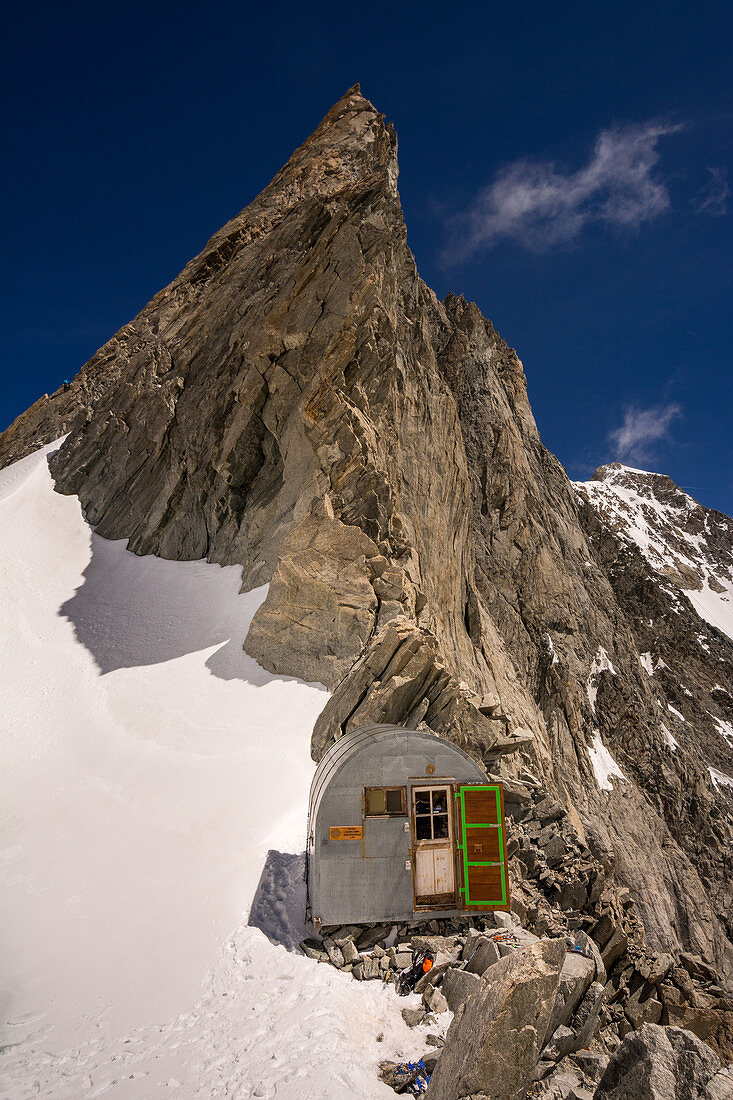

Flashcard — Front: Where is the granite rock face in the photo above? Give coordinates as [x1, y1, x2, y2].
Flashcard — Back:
[426, 938, 566, 1100]
[1, 87, 732, 990]
[593, 1023, 724, 1100]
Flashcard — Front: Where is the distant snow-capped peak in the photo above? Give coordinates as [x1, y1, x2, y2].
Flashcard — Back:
[575, 462, 733, 642]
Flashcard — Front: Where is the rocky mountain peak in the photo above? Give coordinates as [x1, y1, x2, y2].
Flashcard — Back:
[243, 81, 399, 214]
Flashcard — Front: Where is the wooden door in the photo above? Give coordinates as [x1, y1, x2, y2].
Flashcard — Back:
[455, 784, 510, 910]
[412, 786, 456, 907]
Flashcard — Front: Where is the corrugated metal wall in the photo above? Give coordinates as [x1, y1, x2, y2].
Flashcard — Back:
[308, 726, 487, 925]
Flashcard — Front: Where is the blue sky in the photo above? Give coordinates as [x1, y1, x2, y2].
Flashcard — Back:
[3, 1, 732, 513]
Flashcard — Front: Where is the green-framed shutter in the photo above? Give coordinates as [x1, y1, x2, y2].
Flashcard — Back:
[455, 784, 510, 910]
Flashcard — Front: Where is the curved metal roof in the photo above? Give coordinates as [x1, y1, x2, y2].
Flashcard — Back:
[307, 724, 486, 837]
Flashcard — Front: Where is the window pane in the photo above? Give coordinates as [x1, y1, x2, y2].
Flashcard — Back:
[415, 815, 432, 840]
[415, 793, 431, 815]
[367, 788, 386, 814]
[432, 790, 448, 814]
[386, 788, 403, 813]
[433, 813, 449, 839]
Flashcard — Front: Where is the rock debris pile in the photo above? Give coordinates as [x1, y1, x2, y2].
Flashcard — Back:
[303, 908, 732, 1099]
[504, 789, 733, 1063]
[300, 776, 732, 1097]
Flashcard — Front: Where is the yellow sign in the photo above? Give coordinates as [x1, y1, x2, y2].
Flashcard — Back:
[329, 825, 363, 841]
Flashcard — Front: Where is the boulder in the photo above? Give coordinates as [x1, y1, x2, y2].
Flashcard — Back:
[322, 937, 345, 968]
[544, 1024, 576, 1062]
[463, 935, 501, 976]
[594, 1024, 722, 1099]
[533, 797, 566, 824]
[542, 833, 567, 868]
[425, 938, 566, 1100]
[625, 987, 663, 1029]
[341, 939, 360, 965]
[356, 925, 391, 951]
[411, 934, 463, 958]
[601, 928, 629, 973]
[708, 1067, 733, 1100]
[422, 984, 448, 1014]
[461, 927, 484, 960]
[361, 956, 380, 979]
[496, 777, 534, 804]
[533, 1066, 595, 1099]
[573, 930, 606, 985]
[641, 952, 674, 986]
[659, 982, 733, 1058]
[591, 913, 617, 949]
[545, 950, 595, 1040]
[560, 879, 589, 911]
[299, 938, 328, 961]
[680, 952, 721, 986]
[330, 925, 362, 947]
[570, 980, 605, 1049]
[441, 967, 485, 1013]
[401, 1006, 427, 1027]
[569, 1049, 609, 1084]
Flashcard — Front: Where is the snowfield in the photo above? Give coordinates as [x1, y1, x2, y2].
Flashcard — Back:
[0, 443, 437, 1098]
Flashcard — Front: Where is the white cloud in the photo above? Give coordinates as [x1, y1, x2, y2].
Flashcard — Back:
[608, 404, 681, 465]
[447, 121, 681, 256]
[693, 167, 729, 216]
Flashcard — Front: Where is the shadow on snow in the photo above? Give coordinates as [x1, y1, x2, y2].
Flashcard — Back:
[247, 851, 309, 953]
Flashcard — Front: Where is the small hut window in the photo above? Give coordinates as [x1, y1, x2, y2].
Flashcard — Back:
[414, 788, 451, 839]
[365, 786, 406, 816]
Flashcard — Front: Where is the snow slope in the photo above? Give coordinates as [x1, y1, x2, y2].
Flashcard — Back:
[0, 443, 436, 1098]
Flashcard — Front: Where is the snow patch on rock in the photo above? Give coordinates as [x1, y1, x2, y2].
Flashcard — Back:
[587, 732, 628, 792]
[660, 723, 679, 751]
[587, 646, 617, 712]
[709, 766, 733, 794]
[712, 716, 733, 747]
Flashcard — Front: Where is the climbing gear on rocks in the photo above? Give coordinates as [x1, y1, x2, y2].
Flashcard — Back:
[391, 1060, 430, 1094]
[398, 950, 435, 995]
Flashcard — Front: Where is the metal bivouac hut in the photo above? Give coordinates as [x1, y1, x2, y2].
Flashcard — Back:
[306, 724, 510, 928]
